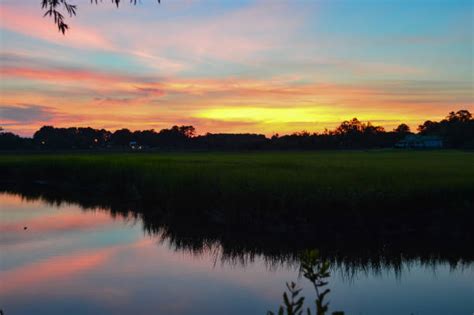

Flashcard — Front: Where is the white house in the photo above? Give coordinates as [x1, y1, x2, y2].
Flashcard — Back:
[395, 135, 443, 149]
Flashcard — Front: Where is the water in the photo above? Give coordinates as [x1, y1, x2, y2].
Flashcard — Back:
[1, 192, 473, 315]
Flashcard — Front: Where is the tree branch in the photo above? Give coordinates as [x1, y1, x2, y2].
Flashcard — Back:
[41, 0, 161, 34]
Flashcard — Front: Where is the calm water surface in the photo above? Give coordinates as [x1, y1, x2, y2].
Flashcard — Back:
[1, 193, 473, 315]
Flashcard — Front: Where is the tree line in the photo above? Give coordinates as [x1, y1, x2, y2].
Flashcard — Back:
[1, 109, 472, 151]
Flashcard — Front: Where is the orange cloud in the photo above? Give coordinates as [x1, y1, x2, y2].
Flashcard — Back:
[1, 59, 471, 137]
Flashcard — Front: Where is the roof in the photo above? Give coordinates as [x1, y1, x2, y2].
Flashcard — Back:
[403, 135, 443, 141]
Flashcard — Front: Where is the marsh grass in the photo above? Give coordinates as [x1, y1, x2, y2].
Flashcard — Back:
[1, 151, 473, 231]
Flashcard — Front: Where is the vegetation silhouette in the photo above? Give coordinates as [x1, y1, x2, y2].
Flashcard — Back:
[1, 148, 473, 254]
[268, 250, 344, 315]
[0, 127, 28, 150]
[1, 183, 473, 274]
[418, 110, 474, 148]
[41, 0, 160, 34]
[1, 109, 472, 151]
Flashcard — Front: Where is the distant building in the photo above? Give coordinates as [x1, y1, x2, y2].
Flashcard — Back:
[129, 141, 143, 150]
[395, 135, 443, 149]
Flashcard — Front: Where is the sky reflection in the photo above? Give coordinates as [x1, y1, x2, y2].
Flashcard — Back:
[1, 193, 473, 315]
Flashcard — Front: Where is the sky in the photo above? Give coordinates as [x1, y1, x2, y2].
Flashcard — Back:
[0, 0, 473, 136]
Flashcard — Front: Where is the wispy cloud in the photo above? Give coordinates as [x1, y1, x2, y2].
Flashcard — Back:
[0, 4, 114, 51]
[0, 0, 472, 136]
[0, 103, 57, 123]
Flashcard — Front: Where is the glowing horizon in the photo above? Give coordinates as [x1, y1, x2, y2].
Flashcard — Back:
[1, 0, 472, 137]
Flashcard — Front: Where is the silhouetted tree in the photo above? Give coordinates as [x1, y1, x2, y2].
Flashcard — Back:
[332, 118, 388, 148]
[42, 0, 160, 34]
[4, 109, 472, 151]
[0, 127, 32, 150]
[33, 126, 110, 149]
[110, 128, 134, 146]
[177, 125, 196, 138]
[393, 123, 411, 134]
[156, 125, 195, 147]
[418, 109, 473, 148]
[335, 118, 364, 135]
[447, 110, 472, 123]
[196, 133, 267, 150]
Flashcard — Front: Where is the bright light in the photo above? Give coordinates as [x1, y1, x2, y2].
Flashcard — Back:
[196, 107, 333, 124]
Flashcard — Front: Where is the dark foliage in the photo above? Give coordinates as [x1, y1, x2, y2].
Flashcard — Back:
[269, 250, 344, 315]
[0, 128, 32, 150]
[41, 0, 160, 34]
[271, 118, 400, 150]
[1, 110, 472, 151]
[195, 133, 267, 150]
[33, 126, 112, 149]
[2, 182, 473, 271]
[109, 125, 194, 148]
[418, 110, 474, 148]
[393, 123, 411, 134]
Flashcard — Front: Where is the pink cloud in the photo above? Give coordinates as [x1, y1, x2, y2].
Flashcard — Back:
[0, 247, 114, 295]
[0, 66, 133, 84]
[96, 1, 306, 64]
[0, 239, 154, 296]
[1, 211, 113, 234]
[1, 1, 298, 70]
[0, 4, 114, 51]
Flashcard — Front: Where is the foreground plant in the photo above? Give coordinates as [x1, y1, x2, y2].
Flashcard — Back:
[268, 250, 344, 315]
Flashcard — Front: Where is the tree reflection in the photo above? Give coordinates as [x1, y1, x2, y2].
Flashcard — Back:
[1, 183, 473, 279]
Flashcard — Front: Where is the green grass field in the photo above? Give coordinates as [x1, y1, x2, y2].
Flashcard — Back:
[1, 150, 473, 227]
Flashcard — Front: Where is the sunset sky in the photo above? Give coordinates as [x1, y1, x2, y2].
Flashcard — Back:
[0, 0, 472, 136]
